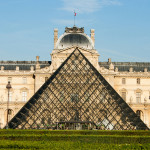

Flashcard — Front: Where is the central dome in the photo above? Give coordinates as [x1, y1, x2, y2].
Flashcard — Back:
[55, 27, 94, 50]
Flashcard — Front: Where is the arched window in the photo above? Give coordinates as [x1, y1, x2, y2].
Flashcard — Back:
[121, 92, 126, 101]
[136, 110, 143, 119]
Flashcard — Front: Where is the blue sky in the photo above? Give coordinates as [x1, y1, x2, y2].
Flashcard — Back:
[0, 0, 150, 62]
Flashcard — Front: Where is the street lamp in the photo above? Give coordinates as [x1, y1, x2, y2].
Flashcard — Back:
[6, 81, 12, 129]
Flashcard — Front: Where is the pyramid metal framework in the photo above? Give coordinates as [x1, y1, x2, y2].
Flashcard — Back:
[7, 48, 148, 130]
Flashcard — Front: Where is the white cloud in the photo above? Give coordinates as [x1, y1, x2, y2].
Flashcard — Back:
[100, 0, 121, 6]
[61, 0, 121, 13]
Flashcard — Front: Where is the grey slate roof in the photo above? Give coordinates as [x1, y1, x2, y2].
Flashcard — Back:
[0, 60, 150, 72]
[0, 61, 51, 70]
[99, 62, 150, 72]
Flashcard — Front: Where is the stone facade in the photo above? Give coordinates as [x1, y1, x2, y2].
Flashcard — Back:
[0, 26, 150, 129]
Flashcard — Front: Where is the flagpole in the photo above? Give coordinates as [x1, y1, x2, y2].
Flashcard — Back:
[74, 11, 77, 26]
[74, 11, 75, 26]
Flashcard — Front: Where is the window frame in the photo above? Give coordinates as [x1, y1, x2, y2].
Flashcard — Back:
[22, 77, 27, 84]
[22, 91, 27, 102]
[121, 92, 126, 101]
[122, 78, 126, 84]
[136, 92, 141, 103]
[137, 78, 140, 84]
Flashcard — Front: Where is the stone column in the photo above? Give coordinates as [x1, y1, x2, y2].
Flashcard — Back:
[36, 56, 40, 70]
[54, 28, 58, 49]
[90, 29, 95, 47]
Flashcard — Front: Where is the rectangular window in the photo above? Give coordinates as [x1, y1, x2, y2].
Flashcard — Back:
[121, 92, 126, 101]
[23, 77, 27, 84]
[137, 78, 140, 84]
[122, 78, 126, 84]
[136, 92, 141, 103]
[22, 91, 27, 102]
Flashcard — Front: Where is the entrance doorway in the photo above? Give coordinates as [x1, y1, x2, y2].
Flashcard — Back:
[56, 121, 96, 130]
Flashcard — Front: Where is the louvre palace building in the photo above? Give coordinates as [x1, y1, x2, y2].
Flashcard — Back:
[0, 26, 150, 130]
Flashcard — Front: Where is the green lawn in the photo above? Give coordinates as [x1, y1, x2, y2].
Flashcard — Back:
[0, 130, 150, 149]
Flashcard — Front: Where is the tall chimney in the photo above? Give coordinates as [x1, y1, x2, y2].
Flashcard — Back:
[54, 28, 58, 49]
[36, 56, 39, 62]
[90, 29, 95, 47]
[36, 56, 40, 70]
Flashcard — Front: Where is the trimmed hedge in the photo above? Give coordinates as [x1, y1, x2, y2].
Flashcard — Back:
[0, 129, 150, 136]
[0, 130, 150, 149]
[0, 135, 150, 144]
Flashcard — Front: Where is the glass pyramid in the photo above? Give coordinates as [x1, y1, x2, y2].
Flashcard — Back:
[7, 48, 149, 130]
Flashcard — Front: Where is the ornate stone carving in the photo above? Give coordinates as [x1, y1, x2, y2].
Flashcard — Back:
[109, 63, 114, 70]
[0, 95, 4, 102]
[115, 67, 118, 72]
[130, 96, 133, 104]
[129, 67, 133, 72]
[43, 67, 50, 73]
[65, 26, 84, 33]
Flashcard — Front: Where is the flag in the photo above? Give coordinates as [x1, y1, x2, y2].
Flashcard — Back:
[74, 11, 77, 16]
